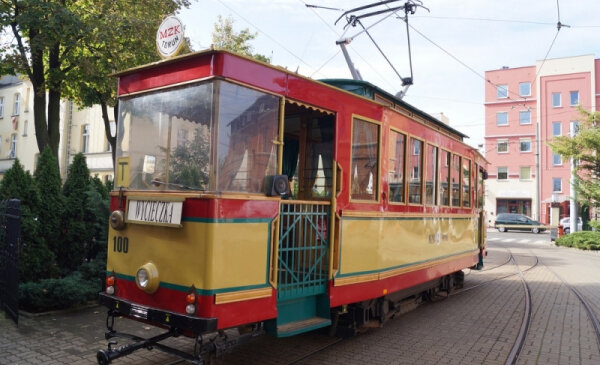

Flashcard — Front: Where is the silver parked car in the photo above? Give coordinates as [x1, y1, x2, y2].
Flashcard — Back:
[560, 217, 583, 234]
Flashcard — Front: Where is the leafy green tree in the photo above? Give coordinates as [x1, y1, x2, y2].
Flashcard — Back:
[0, 159, 57, 282]
[0, 0, 191, 166]
[34, 147, 65, 261]
[169, 127, 210, 188]
[550, 108, 600, 228]
[61, 153, 91, 272]
[212, 15, 271, 63]
[62, 0, 192, 165]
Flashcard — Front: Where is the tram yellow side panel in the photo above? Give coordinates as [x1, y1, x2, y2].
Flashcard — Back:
[339, 217, 477, 275]
[107, 221, 269, 291]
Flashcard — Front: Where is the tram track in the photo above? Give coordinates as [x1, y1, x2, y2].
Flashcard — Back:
[499, 244, 600, 365]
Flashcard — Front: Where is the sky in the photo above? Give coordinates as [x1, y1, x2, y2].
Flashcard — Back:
[178, 0, 600, 150]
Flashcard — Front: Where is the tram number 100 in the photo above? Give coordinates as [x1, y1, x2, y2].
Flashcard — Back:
[113, 236, 129, 253]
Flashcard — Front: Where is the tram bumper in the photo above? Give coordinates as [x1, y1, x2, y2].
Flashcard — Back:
[98, 292, 218, 334]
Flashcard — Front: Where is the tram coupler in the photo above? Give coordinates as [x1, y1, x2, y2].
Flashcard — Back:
[97, 327, 203, 365]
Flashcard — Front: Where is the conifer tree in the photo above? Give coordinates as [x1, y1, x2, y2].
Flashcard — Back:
[34, 147, 65, 263]
[62, 153, 92, 272]
[0, 159, 57, 281]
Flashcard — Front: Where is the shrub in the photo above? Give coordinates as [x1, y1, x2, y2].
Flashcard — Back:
[555, 231, 600, 250]
[0, 159, 58, 281]
[19, 271, 99, 312]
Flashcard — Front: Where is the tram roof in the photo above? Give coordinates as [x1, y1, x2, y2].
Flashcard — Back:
[113, 49, 468, 140]
[319, 78, 468, 140]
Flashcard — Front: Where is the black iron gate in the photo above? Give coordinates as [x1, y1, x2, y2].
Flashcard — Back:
[0, 199, 21, 325]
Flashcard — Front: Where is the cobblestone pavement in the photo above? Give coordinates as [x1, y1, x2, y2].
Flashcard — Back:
[1, 230, 599, 364]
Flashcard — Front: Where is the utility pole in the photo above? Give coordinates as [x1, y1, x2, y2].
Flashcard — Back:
[569, 121, 578, 232]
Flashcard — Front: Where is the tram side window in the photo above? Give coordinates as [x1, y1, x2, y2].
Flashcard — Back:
[351, 118, 379, 201]
[388, 130, 406, 203]
[408, 138, 423, 204]
[462, 159, 471, 207]
[440, 150, 451, 205]
[425, 144, 438, 205]
[451, 154, 461, 206]
[478, 167, 485, 208]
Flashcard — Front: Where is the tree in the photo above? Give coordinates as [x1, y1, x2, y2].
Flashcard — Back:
[62, 1, 192, 165]
[0, 159, 57, 282]
[550, 108, 600, 227]
[212, 15, 271, 63]
[0, 0, 191, 166]
[61, 153, 91, 272]
[34, 146, 65, 263]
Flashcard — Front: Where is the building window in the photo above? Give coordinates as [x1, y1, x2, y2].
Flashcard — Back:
[570, 91, 579, 106]
[519, 110, 531, 125]
[388, 130, 406, 203]
[553, 153, 562, 165]
[408, 138, 423, 204]
[552, 121, 561, 136]
[351, 118, 379, 201]
[497, 167, 508, 181]
[0, 97, 4, 118]
[9, 134, 17, 158]
[520, 166, 531, 180]
[552, 92, 561, 107]
[497, 139, 509, 153]
[553, 177, 562, 192]
[82, 124, 90, 153]
[497, 112, 508, 126]
[497, 85, 508, 99]
[570, 120, 579, 136]
[520, 139, 531, 152]
[22, 120, 28, 136]
[13, 93, 20, 116]
[519, 82, 531, 97]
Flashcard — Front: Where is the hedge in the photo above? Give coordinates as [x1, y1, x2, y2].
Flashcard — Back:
[555, 231, 600, 251]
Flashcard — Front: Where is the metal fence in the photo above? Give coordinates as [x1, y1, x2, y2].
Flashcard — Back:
[0, 199, 21, 325]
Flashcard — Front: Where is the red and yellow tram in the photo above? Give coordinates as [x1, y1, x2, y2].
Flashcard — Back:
[97, 49, 487, 364]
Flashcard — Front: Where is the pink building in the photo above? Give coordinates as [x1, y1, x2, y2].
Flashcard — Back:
[484, 55, 599, 224]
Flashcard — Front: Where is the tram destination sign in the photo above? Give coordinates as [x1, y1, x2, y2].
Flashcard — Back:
[126, 199, 183, 227]
[156, 15, 185, 59]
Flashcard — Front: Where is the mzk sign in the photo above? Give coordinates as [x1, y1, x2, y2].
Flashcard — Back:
[156, 15, 185, 58]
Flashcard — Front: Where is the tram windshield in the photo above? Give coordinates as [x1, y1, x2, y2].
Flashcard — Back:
[117, 80, 280, 193]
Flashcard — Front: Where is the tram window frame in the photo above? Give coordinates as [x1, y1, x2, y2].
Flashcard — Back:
[462, 158, 471, 207]
[408, 136, 424, 205]
[439, 149, 451, 206]
[425, 143, 439, 206]
[388, 128, 407, 204]
[350, 116, 381, 203]
[451, 154, 461, 207]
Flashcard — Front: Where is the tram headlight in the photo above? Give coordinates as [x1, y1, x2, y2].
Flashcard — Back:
[110, 210, 126, 230]
[135, 262, 159, 294]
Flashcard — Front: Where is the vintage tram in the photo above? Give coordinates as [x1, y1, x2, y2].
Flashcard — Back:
[97, 49, 487, 364]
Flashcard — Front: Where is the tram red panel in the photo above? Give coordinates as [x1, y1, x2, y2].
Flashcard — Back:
[197, 291, 277, 330]
[328, 253, 478, 307]
[216, 53, 287, 94]
[118, 54, 214, 95]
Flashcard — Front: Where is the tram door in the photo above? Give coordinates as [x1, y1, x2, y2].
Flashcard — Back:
[270, 101, 335, 337]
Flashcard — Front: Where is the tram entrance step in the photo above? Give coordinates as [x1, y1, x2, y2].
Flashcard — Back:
[265, 294, 331, 337]
[277, 316, 331, 337]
